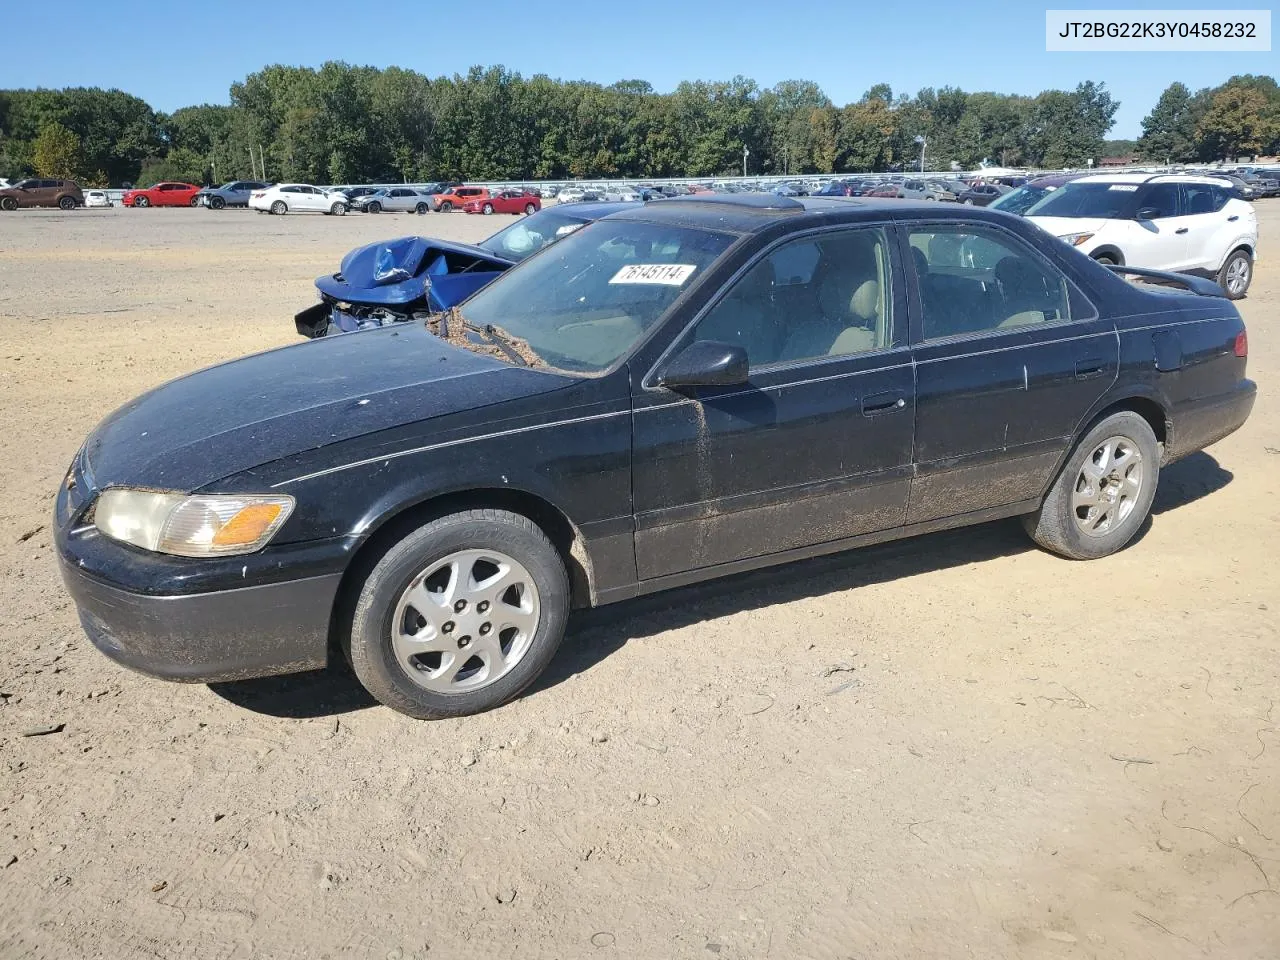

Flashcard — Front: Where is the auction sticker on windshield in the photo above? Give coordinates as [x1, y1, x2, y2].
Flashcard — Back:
[610, 264, 697, 285]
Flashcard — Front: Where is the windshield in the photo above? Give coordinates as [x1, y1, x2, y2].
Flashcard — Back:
[988, 185, 1052, 215]
[1025, 182, 1137, 219]
[480, 209, 596, 262]
[460, 219, 734, 373]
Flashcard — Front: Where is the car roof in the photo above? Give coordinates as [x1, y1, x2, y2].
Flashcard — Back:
[605, 194, 1012, 234]
[1071, 172, 1232, 185]
[1026, 172, 1090, 188]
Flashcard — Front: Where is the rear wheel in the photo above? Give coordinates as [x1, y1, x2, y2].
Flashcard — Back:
[524, 202, 536, 215]
[189, 196, 199, 207]
[135, 195, 150, 208]
[1022, 411, 1159, 560]
[0, 197, 16, 212]
[1093, 253, 1118, 266]
[482, 202, 494, 215]
[347, 509, 570, 719]
[58, 196, 76, 211]
[963, 198, 974, 205]
[330, 201, 347, 216]
[270, 200, 287, 215]
[415, 202, 428, 214]
[1217, 248, 1252, 300]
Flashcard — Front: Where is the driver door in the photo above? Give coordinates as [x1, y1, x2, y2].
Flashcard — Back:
[631, 225, 915, 581]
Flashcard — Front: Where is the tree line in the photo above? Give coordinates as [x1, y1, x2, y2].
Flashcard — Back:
[0, 65, 1274, 188]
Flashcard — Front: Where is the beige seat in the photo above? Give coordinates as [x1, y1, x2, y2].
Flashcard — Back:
[781, 277, 881, 360]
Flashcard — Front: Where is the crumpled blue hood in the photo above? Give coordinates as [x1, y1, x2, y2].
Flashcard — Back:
[317, 236, 514, 309]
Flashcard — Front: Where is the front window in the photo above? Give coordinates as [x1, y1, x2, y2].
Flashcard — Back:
[480, 209, 593, 262]
[1025, 182, 1139, 219]
[459, 219, 734, 373]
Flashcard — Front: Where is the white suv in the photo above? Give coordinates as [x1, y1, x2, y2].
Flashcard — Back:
[1025, 174, 1258, 299]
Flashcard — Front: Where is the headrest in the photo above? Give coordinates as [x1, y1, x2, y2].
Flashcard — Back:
[850, 280, 879, 321]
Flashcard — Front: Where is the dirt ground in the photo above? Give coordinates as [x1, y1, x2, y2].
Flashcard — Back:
[0, 202, 1277, 960]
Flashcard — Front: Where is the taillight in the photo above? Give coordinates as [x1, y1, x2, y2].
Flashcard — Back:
[1234, 331, 1248, 357]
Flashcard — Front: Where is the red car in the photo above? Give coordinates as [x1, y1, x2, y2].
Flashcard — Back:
[122, 182, 202, 208]
[462, 189, 542, 216]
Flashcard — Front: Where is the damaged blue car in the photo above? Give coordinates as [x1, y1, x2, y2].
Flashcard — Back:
[295, 202, 633, 337]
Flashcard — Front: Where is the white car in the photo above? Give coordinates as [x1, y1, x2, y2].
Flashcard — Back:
[556, 187, 586, 204]
[1026, 174, 1258, 299]
[83, 190, 113, 208]
[249, 183, 349, 216]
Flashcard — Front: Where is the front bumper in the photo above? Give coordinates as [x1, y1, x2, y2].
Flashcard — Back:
[60, 555, 340, 682]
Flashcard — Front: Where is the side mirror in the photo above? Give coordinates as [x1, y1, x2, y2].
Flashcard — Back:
[658, 340, 749, 389]
[1135, 207, 1161, 221]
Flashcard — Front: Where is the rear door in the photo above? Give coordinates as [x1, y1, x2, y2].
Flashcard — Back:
[1178, 182, 1234, 272]
[904, 220, 1117, 523]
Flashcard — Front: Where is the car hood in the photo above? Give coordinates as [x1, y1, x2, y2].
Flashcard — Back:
[83, 323, 568, 491]
[1025, 216, 1111, 238]
[335, 236, 513, 288]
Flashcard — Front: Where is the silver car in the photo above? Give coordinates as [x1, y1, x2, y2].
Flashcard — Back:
[357, 188, 432, 214]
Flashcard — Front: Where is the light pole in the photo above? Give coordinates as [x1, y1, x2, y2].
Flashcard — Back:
[913, 135, 926, 174]
[743, 145, 750, 178]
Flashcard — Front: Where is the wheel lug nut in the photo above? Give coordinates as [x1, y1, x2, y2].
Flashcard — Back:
[442, 621, 454, 634]
[479, 623, 491, 636]
[477, 601, 490, 613]
[457, 636, 471, 649]
[454, 599, 467, 613]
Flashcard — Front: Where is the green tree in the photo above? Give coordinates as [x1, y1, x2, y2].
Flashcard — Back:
[33, 122, 83, 179]
[1197, 83, 1279, 159]
[1138, 82, 1196, 161]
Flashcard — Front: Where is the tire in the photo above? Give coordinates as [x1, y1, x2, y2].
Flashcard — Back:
[1217, 248, 1252, 300]
[189, 196, 199, 207]
[415, 202, 428, 214]
[367, 201, 382, 213]
[1022, 411, 1160, 560]
[482, 202, 494, 215]
[347, 509, 570, 719]
[963, 198, 974, 205]
[440, 201, 453, 212]
[330, 201, 347, 216]
[135, 195, 150, 208]
[210, 195, 226, 210]
[58, 196, 76, 211]
[524, 203, 536, 215]
[270, 200, 287, 215]
[0, 196, 16, 211]
[1093, 254, 1118, 266]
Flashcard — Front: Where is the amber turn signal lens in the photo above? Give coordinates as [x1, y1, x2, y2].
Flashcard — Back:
[212, 503, 286, 546]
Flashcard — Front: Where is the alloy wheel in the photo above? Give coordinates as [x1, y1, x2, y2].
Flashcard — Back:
[1072, 436, 1143, 536]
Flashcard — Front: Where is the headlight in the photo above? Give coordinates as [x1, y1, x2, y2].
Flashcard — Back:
[1060, 232, 1095, 247]
[94, 489, 295, 557]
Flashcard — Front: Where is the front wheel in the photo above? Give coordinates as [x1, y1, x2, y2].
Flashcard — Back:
[210, 196, 226, 210]
[135, 195, 150, 208]
[1022, 411, 1159, 560]
[58, 196, 76, 210]
[270, 200, 287, 215]
[415, 202, 428, 215]
[963, 198, 974, 205]
[439, 201, 453, 212]
[482, 202, 494, 215]
[330, 201, 347, 216]
[189, 196, 200, 207]
[366, 201, 382, 213]
[347, 509, 570, 719]
[1217, 249, 1252, 300]
[1093, 254, 1118, 266]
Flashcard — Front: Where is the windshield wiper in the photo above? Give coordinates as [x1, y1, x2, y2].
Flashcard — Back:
[434, 309, 542, 368]
[481, 323, 542, 368]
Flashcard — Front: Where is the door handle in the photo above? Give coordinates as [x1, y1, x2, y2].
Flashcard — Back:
[862, 390, 907, 416]
[1175, 227, 1189, 234]
[1228, 215, 1239, 222]
[1074, 358, 1106, 380]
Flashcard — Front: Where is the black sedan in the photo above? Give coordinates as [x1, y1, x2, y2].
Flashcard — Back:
[57, 194, 1256, 719]
[958, 182, 1010, 206]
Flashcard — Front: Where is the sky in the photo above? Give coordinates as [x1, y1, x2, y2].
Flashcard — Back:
[2, 0, 1274, 139]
